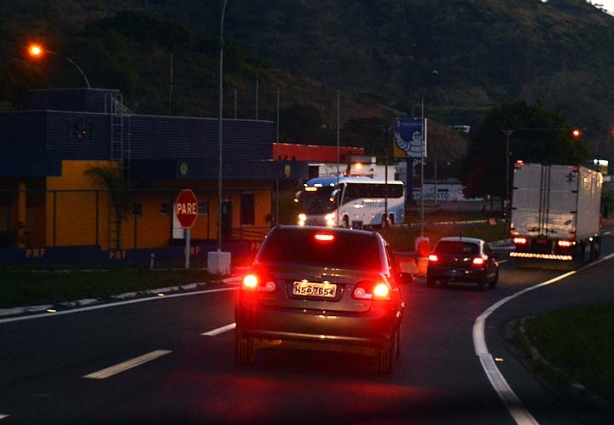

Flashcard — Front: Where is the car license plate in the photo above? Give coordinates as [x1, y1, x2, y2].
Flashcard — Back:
[292, 281, 337, 298]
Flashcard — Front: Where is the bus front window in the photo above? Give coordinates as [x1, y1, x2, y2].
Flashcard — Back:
[299, 187, 336, 215]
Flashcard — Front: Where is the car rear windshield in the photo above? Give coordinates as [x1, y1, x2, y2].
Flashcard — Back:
[258, 229, 383, 271]
[434, 241, 479, 255]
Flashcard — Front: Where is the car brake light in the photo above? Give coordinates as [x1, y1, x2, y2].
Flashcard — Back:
[314, 233, 335, 242]
[513, 237, 528, 245]
[242, 273, 276, 292]
[558, 240, 573, 248]
[472, 256, 486, 266]
[372, 283, 390, 298]
[353, 281, 391, 300]
[428, 254, 439, 262]
[243, 274, 259, 289]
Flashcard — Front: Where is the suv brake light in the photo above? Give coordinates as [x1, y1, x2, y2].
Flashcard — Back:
[472, 256, 486, 266]
[314, 233, 335, 242]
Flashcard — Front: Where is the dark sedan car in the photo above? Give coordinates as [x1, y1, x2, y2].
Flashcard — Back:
[235, 225, 406, 374]
[426, 236, 499, 290]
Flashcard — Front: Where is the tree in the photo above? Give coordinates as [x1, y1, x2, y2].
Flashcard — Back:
[84, 164, 135, 249]
[460, 100, 589, 207]
[279, 103, 329, 145]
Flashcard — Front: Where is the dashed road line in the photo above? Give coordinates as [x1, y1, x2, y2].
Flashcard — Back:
[83, 349, 172, 380]
[202, 323, 236, 336]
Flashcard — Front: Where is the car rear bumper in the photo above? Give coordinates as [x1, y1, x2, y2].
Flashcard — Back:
[236, 306, 401, 352]
[427, 267, 486, 282]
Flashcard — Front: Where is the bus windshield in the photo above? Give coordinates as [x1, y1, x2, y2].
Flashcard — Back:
[297, 186, 336, 215]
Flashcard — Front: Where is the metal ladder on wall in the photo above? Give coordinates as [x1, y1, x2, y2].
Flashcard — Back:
[105, 93, 132, 249]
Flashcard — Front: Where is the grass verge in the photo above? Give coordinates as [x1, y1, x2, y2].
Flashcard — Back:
[0, 266, 214, 309]
[516, 303, 614, 406]
[381, 219, 508, 252]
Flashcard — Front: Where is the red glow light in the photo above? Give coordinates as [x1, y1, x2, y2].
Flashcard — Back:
[242, 274, 258, 289]
[314, 233, 334, 242]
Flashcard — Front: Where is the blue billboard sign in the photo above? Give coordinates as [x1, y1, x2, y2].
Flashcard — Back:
[393, 118, 427, 158]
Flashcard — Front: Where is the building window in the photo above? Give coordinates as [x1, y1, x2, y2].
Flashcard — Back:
[308, 165, 320, 179]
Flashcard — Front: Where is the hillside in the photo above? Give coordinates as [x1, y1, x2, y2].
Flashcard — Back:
[1, 0, 613, 161]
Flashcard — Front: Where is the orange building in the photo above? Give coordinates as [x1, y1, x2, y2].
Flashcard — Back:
[0, 88, 308, 265]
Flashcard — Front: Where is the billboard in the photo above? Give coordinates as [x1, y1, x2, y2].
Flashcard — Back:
[393, 118, 427, 159]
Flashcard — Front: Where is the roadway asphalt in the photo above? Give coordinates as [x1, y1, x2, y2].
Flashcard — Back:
[1, 224, 612, 424]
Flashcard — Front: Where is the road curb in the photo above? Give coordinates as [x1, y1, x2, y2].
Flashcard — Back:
[0, 279, 235, 319]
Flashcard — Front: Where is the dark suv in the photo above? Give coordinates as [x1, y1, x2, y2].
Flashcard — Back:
[235, 225, 406, 374]
[426, 236, 499, 290]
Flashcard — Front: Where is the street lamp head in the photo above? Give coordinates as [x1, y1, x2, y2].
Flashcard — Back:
[25, 42, 91, 88]
[28, 43, 45, 58]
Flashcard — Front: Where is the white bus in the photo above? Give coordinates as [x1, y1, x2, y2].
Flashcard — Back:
[295, 176, 405, 229]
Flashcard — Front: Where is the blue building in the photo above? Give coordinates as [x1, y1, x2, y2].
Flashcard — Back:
[0, 88, 307, 265]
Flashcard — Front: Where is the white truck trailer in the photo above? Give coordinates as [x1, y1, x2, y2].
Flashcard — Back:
[509, 162, 602, 270]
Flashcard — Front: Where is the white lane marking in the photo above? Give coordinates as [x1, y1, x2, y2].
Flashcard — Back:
[202, 323, 236, 336]
[0, 287, 237, 325]
[83, 349, 172, 380]
[473, 252, 614, 425]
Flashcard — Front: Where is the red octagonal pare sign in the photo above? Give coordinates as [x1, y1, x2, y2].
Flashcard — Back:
[175, 189, 198, 229]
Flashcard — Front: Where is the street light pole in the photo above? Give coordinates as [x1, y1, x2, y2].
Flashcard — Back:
[275, 86, 280, 225]
[384, 125, 389, 224]
[420, 92, 426, 238]
[502, 129, 514, 222]
[218, 0, 228, 252]
[336, 92, 340, 226]
[28, 44, 91, 88]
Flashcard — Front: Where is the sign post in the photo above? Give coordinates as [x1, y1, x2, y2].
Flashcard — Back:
[175, 189, 198, 269]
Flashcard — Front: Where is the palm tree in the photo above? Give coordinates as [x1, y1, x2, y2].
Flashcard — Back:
[84, 164, 134, 249]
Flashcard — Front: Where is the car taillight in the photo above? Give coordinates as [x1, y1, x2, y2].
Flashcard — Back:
[353, 281, 391, 300]
[241, 273, 277, 292]
[557, 240, 573, 248]
[428, 254, 439, 263]
[472, 256, 486, 266]
[513, 237, 528, 246]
